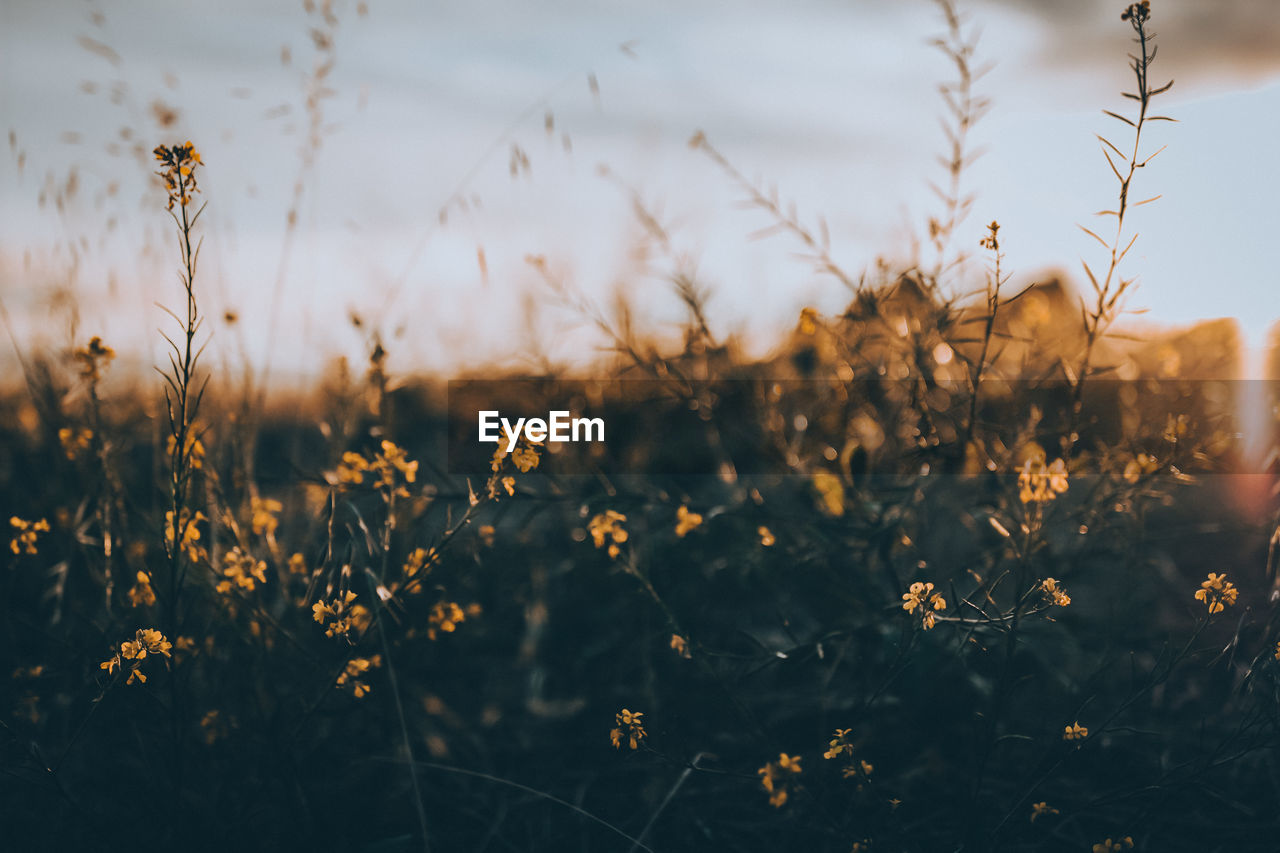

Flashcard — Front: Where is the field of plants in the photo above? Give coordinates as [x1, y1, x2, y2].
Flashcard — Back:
[3, 2, 1280, 851]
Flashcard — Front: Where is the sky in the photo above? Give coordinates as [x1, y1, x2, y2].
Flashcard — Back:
[2, 0, 1278, 383]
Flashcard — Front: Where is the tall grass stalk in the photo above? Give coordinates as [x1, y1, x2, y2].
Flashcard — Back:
[1070, 0, 1173, 453]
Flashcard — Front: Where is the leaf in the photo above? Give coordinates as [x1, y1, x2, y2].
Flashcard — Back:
[1080, 260, 1099, 293]
[1097, 134, 1125, 159]
[1078, 225, 1109, 249]
[1103, 109, 1136, 128]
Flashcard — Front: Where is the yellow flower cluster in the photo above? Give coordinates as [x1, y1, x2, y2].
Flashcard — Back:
[670, 633, 691, 659]
[128, 570, 156, 608]
[1018, 455, 1069, 504]
[902, 581, 947, 630]
[610, 708, 646, 750]
[1195, 573, 1238, 615]
[336, 655, 382, 698]
[1123, 452, 1158, 483]
[1120, 0, 1149, 23]
[589, 510, 628, 559]
[427, 600, 480, 640]
[1063, 722, 1088, 741]
[811, 470, 845, 517]
[1093, 837, 1134, 853]
[9, 516, 50, 555]
[72, 336, 115, 383]
[153, 141, 202, 210]
[487, 439, 540, 499]
[165, 508, 208, 563]
[403, 546, 439, 580]
[823, 728, 854, 761]
[758, 526, 775, 546]
[58, 426, 94, 460]
[1030, 801, 1059, 822]
[313, 591, 365, 640]
[251, 497, 282, 536]
[201, 709, 227, 745]
[491, 442, 540, 474]
[1040, 577, 1071, 607]
[167, 430, 205, 470]
[758, 752, 802, 807]
[842, 759, 874, 782]
[337, 441, 419, 498]
[217, 547, 268, 594]
[675, 505, 703, 538]
[100, 628, 173, 685]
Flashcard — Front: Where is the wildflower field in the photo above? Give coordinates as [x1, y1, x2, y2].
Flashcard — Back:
[3, 2, 1280, 851]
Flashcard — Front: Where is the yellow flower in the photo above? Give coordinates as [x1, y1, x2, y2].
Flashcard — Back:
[1195, 572, 1238, 615]
[106, 628, 172, 685]
[200, 709, 227, 745]
[216, 547, 268, 594]
[812, 470, 845, 517]
[1120, 0, 1149, 23]
[138, 628, 173, 657]
[588, 510, 628, 559]
[250, 497, 283, 536]
[1064, 722, 1088, 741]
[337, 442, 418, 498]
[173, 635, 197, 662]
[153, 142, 202, 210]
[335, 655, 382, 698]
[758, 752, 802, 807]
[675, 505, 703, 538]
[58, 426, 94, 459]
[1030, 801, 1059, 822]
[758, 525, 775, 547]
[1040, 577, 1071, 607]
[313, 591, 360, 639]
[167, 429, 205, 470]
[337, 451, 369, 484]
[377, 440, 419, 486]
[1274, 641, 1280, 661]
[9, 516, 50, 555]
[1123, 452, 1158, 483]
[902, 581, 947, 630]
[1092, 838, 1134, 853]
[72, 336, 115, 382]
[128, 571, 156, 608]
[610, 708, 647, 750]
[287, 552, 308, 575]
[402, 547, 439, 582]
[510, 444, 540, 473]
[491, 439, 541, 474]
[427, 600, 478, 639]
[670, 633, 691, 658]
[165, 509, 208, 563]
[824, 728, 854, 761]
[1018, 455, 1069, 504]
